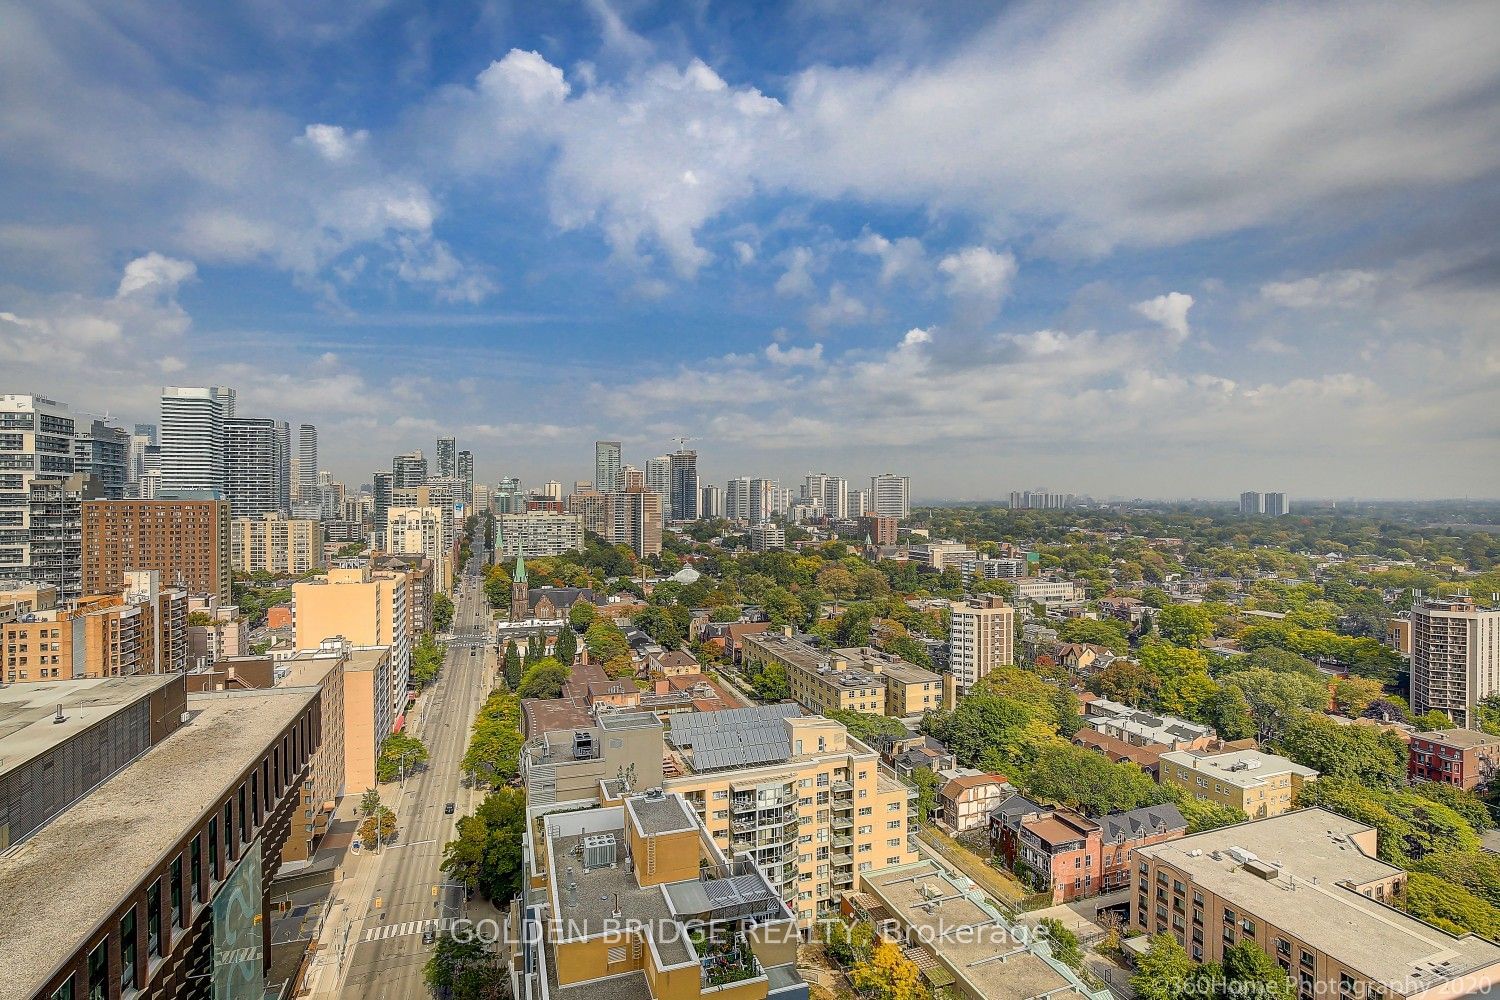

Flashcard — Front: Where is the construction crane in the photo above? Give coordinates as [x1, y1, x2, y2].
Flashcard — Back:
[673, 435, 697, 452]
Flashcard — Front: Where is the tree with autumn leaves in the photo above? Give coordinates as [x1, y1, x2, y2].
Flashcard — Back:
[823, 920, 929, 1000]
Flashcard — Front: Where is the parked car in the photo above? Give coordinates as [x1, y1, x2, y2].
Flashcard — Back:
[444, 802, 456, 814]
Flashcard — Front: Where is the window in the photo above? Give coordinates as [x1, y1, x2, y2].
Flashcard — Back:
[147, 880, 162, 957]
[1301, 951, 1314, 970]
[120, 906, 138, 991]
[171, 857, 184, 927]
[87, 941, 108, 1000]
[208, 817, 220, 880]
[50, 977, 74, 1000]
[190, 838, 202, 901]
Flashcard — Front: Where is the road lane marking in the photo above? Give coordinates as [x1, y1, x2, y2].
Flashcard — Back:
[362, 917, 453, 942]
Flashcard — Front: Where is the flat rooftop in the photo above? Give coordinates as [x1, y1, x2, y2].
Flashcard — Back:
[1137, 809, 1500, 990]
[1160, 747, 1317, 786]
[0, 675, 181, 779]
[0, 687, 318, 997]
[626, 793, 699, 836]
[548, 830, 693, 967]
[1414, 729, 1500, 749]
[863, 862, 1079, 999]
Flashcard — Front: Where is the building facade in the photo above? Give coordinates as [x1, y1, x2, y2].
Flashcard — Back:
[1159, 747, 1317, 819]
[1408, 728, 1500, 790]
[947, 595, 1014, 695]
[230, 514, 325, 575]
[159, 385, 234, 494]
[1409, 596, 1500, 727]
[73, 419, 130, 500]
[869, 474, 910, 519]
[224, 416, 290, 518]
[1131, 809, 1500, 998]
[81, 496, 232, 602]
[498, 511, 585, 558]
[292, 564, 410, 730]
[0, 394, 77, 587]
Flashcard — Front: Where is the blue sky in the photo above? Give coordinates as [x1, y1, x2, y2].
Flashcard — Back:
[2, 1, 1498, 499]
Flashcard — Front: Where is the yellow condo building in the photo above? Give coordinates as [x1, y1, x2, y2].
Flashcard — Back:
[512, 790, 805, 1000]
[522, 704, 919, 928]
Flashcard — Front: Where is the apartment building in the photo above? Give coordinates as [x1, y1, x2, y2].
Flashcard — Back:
[498, 511, 585, 558]
[523, 704, 919, 926]
[868, 473, 909, 519]
[224, 416, 290, 517]
[0, 682, 320, 1000]
[1130, 809, 1500, 999]
[0, 394, 77, 587]
[1159, 747, 1318, 819]
[1409, 596, 1500, 727]
[909, 540, 974, 570]
[275, 642, 349, 859]
[292, 563, 410, 731]
[749, 523, 786, 551]
[1083, 698, 1217, 748]
[857, 514, 897, 546]
[230, 513, 325, 574]
[947, 595, 1014, 695]
[511, 790, 804, 1000]
[1408, 728, 1500, 790]
[22, 472, 103, 599]
[991, 794, 1185, 903]
[2, 573, 186, 684]
[81, 495, 232, 602]
[386, 505, 450, 593]
[740, 631, 942, 718]
[73, 418, 130, 500]
[0, 579, 57, 623]
[1013, 577, 1085, 607]
[370, 552, 435, 639]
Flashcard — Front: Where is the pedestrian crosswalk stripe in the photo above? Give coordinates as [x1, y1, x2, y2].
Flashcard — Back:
[362, 918, 452, 942]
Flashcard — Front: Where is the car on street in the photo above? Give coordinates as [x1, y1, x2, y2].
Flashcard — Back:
[423, 926, 436, 945]
[445, 802, 456, 814]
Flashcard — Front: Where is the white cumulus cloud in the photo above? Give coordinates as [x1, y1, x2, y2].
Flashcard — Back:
[1133, 292, 1195, 343]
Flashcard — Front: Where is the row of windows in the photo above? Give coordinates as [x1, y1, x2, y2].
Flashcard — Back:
[48, 710, 316, 1000]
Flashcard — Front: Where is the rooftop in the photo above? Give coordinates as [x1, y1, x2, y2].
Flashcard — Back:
[666, 703, 804, 772]
[0, 675, 181, 779]
[1414, 729, 1500, 749]
[1160, 747, 1318, 785]
[626, 791, 698, 836]
[1137, 809, 1500, 989]
[0, 687, 318, 996]
[862, 862, 1098, 1000]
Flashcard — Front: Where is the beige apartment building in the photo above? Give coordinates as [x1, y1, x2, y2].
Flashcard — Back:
[0, 581, 58, 623]
[1132, 809, 1500, 1000]
[385, 505, 451, 594]
[740, 630, 943, 719]
[522, 704, 919, 926]
[292, 562, 410, 729]
[1409, 596, 1500, 728]
[2, 573, 186, 684]
[81, 496, 232, 602]
[276, 646, 347, 861]
[948, 595, 1014, 695]
[284, 637, 392, 795]
[230, 513, 325, 575]
[1159, 747, 1317, 819]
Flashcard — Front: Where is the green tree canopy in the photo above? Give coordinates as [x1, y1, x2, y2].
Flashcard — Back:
[376, 732, 430, 783]
[516, 657, 571, 699]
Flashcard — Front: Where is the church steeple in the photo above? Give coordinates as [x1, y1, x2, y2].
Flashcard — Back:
[509, 552, 529, 622]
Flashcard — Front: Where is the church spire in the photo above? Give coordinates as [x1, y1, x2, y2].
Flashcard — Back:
[514, 551, 527, 583]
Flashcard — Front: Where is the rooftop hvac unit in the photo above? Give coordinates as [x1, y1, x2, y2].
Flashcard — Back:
[1227, 846, 1257, 866]
[574, 730, 596, 759]
[583, 833, 618, 870]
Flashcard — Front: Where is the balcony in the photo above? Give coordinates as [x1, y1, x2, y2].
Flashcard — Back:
[831, 814, 853, 831]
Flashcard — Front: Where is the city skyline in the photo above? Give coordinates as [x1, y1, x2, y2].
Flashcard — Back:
[2, 3, 1498, 497]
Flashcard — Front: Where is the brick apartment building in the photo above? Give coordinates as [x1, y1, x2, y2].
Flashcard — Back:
[1408, 728, 1500, 790]
[82, 496, 232, 602]
[990, 793, 1186, 903]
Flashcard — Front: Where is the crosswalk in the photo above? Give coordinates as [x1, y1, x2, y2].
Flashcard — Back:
[363, 917, 453, 942]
